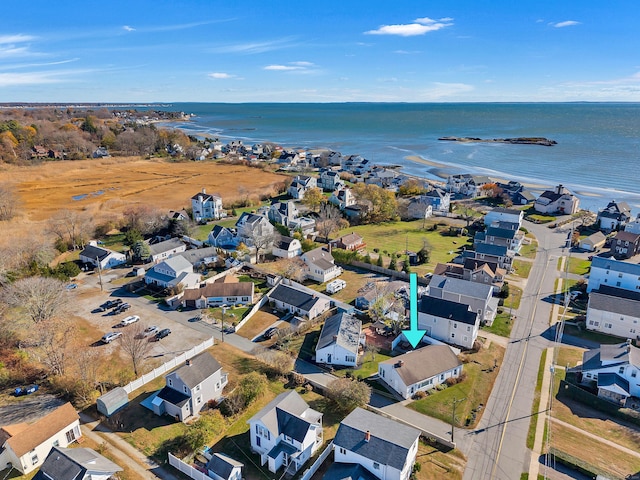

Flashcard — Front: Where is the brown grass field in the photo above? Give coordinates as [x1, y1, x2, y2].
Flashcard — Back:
[0, 157, 288, 222]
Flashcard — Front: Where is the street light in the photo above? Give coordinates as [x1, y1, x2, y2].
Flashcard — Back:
[221, 304, 228, 343]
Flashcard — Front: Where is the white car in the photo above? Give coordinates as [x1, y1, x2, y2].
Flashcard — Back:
[101, 332, 122, 343]
[120, 315, 140, 326]
[143, 325, 159, 336]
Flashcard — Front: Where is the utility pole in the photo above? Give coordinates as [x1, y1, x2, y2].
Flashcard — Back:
[96, 255, 103, 292]
[451, 397, 466, 443]
[221, 305, 227, 343]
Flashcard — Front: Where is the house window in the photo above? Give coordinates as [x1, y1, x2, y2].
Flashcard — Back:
[339, 447, 346, 455]
[31, 451, 39, 466]
[619, 367, 625, 374]
[467, 326, 471, 332]
[451, 333, 455, 338]
[196, 396, 202, 405]
[605, 323, 612, 329]
[617, 282, 621, 287]
[183, 386, 189, 394]
[65, 428, 76, 443]
[619, 273, 624, 278]
[453, 323, 457, 329]
[168, 379, 173, 387]
[256, 436, 261, 447]
[373, 463, 380, 470]
[216, 382, 220, 390]
[195, 384, 201, 392]
[632, 370, 637, 378]
[346, 355, 356, 363]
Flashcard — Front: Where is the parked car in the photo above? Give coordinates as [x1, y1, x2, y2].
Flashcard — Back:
[101, 332, 123, 343]
[143, 325, 159, 336]
[263, 327, 279, 339]
[14, 385, 39, 396]
[155, 328, 171, 339]
[119, 315, 140, 326]
[113, 303, 131, 314]
[99, 299, 122, 311]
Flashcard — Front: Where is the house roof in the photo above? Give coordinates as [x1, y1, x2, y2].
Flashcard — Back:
[333, 408, 420, 471]
[207, 453, 243, 480]
[484, 226, 518, 240]
[597, 373, 630, 396]
[79, 245, 112, 261]
[434, 263, 464, 277]
[591, 256, 640, 276]
[248, 390, 321, 443]
[157, 386, 191, 407]
[335, 232, 363, 246]
[156, 255, 193, 273]
[428, 274, 493, 300]
[303, 247, 335, 268]
[419, 296, 478, 325]
[274, 235, 296, 251]
[463, 258, 500, 274]
[172, 352, 223, 389]
[34, 447, 122, 480]
[583, 231, 606, 244]
[269, 284, 322, 312]
[149, 238, 185, 256]
[589, 285, 640, 316]
[316, 312, 362, 354]
[210, 224, 234, 239]
[582, 342, 640, 371]
[3, 402, 78, 458]
[475, 243, 510, 257]
[322, 462, 378, 480]
[613, 230, 640, 243]
[379, 345, 462, 386]
[182, 282, 254, 301]
[178, 246, 218, 265]
[489, 207, 521, 215]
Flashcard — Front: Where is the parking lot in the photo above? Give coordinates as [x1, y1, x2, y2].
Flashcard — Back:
[68, 270, 214, 361]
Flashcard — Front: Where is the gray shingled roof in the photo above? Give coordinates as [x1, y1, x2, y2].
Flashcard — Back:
[581, 342, 640, 371]
[316, 312, 362, 353]
[269, 284, 322, 311]
[485, 226, 517, 239]
[173, 352, 222, 389]
[34, 447, 121, 480]
[79, 245, 111, 261]
[490, 207, 521, 215]
[248, 390, 321, 443]
[589, 286, 640, 316]
[179, 246, 218, 265]
[428, 274, 493, 300]
[591, 256, 640, 276]
[157, 385, 190, 407]
[333, 408, 420, 471]
[149, 237, 185, 256]
[321, 462, 378, 480]
[475, 243, 509, 257]
[379, 345, 461, 387]
[419, 296, 478, 325]
[207, 453, 243, 480]
[597, 373, 630, 396]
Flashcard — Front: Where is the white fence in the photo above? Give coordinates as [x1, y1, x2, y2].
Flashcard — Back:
[233, 293, 270, 332]
[300, 442, 333, 480]
[168, 452, 212, 480]
[123, 338, 215, 394]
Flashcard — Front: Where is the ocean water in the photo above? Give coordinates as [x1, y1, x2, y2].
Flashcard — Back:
[157, 103, 640, 211]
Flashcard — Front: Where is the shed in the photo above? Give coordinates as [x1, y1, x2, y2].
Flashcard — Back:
[97, 387, 129, 416]
[579, 231, 606, 252]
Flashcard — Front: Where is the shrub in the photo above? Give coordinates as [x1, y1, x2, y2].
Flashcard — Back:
[412, 390, 428, 400]
[325, 377, 371, 412]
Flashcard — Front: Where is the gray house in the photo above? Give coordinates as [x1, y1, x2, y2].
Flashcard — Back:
[315, 312, 363, 367]
[426, 274, 498, 326]
[151, 352, 227, 422]
[34, 447, 122, 480]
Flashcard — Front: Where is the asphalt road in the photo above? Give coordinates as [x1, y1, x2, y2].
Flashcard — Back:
[463, 219, 572, 480]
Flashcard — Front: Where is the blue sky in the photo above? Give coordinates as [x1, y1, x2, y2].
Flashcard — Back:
[2, 0, 640, 102]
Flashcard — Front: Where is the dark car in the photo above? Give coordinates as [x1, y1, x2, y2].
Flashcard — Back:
[99, 298, 123, 312]
[156, 328, 171, 339]
[263, 327, 279, 339]
[113, 303, 131, 314]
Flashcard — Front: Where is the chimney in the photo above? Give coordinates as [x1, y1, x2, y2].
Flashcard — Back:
[202, 188, 206, 194]
[364, 430, 371, 442]
[397, 360, 404, 368]
[556, 184, 563, 195]
[186, 359, 191, 366]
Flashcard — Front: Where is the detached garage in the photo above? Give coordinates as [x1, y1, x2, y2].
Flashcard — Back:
[579, 231, 606, 252]
[97, 387, 129, 417]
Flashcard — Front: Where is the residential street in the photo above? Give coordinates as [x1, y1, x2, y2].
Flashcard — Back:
[463, 220, 573, 479]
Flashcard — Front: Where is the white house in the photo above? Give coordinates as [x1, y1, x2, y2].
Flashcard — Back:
[34, 447, 122, 480]
[624, 214, 640, 235]
[329, 188, 356, 210]
[144, 255, 201, 290]
[315, 312, 363, 367]
[534, 184, 580, 215]
[148, 237, 187, 263]
[0, 402, 81, 474]
[426, 274, 498, 326]
[587, 256, 640, 293]
[483, 207, 524, 228]
[301, 247, 342, 283]
[332, 407, 420, 480]
[181, 281, 254, 309]
[586, 286, 640, 340]
[597, 200, 632, 232]
[417, 296, 480, 349]
[79, 245, 126, 270]
[287, 175, 317, 199]
[378, 345, 463, 399]
[247, 390, 323, 475]
[207, 453, 243, 480]
[151, 352, 227, 422]
[191, 188, 224, 222]
[319, 170, 343, 191]
[268, 284, 331, 320]
[446, 174, 493, 197]
[272, 236, 302, 259]
[579, 341, 640, 406]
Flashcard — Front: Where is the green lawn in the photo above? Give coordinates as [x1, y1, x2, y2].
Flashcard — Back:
[526, 349, 547, 449]
[409, 342, 504, 428]
[334, 219, 472, 270]
[334, 352, 392, 379]
[562, 325, 622, 345]
[482, 285, 522, 337]
[565, 257, 591, 276]
[512, 259, 533, 279]
[518, 236, 538, 259]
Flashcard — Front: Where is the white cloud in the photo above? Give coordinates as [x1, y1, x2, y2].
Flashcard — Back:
[122, 25, 136, 32]
[0, 72, 62, 87]
[264, 65, 301, 71]
[0, 34, 36, 44]
[290, 61, 314, 67]
[550, 20, 580, 28]
[419, 82, 474, 100]
[208, 72, 235, 79]
[210, 38, 295, 54]
[394, 50, 420, 55]
[264, 61, 316, 73]
[365, 17, 453, 37]
[0, 46, 31, 58]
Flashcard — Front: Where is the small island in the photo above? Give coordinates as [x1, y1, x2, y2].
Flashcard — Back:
[438, 136, 557, 146]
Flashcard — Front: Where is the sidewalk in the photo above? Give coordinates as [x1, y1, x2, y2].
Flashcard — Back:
[79, 412, 179, 480]
[528, 347, 552, 479]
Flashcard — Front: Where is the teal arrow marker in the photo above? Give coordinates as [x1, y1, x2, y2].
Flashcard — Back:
[403, 272, 425, 348]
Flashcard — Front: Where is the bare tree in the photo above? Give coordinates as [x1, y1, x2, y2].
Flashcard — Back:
[48, 209, 94, 250]
[243, 224, 275, 263]
[0, 183, 19, 221]
[119, 323, 154, 376]
[3, 276, 68, 323]
[123, 205, 166, 235]
[316, 202, 343, 242]
[35, 317, 74, 376]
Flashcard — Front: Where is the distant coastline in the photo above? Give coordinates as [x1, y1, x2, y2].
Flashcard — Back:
[438, 136, 557, 146]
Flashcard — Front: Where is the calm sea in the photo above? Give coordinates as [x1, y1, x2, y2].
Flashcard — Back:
[157, 103, 640, 211]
